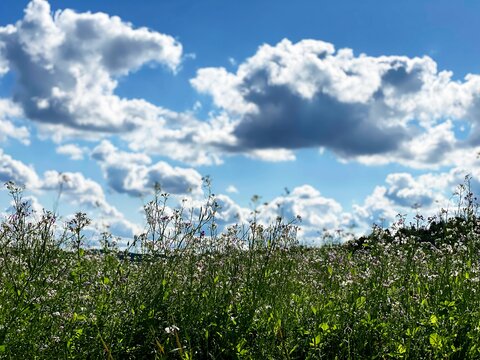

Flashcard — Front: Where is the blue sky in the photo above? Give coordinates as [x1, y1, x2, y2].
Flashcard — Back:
[1, 0, 480, 244]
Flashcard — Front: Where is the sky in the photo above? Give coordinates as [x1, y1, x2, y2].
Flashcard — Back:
[1, 0, 480, 245]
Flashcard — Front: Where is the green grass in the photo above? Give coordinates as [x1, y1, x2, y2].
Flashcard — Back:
[1, 180, 480, 359]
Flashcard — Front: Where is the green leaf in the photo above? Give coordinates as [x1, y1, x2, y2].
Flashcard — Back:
[310, 334, 321, 347]
[429, 333, 443, 349]
[236, 339, 248, 355]
[356, 296, 366, 309]
[320, 323, 329, 332]
[0, 345, 6, 353]
[289, 345, 299, 355]
[397, 344, 406, 354]
[274, 318, 281, 332]
[73, 312, 86, 322]
[406, 327, 419, 337]
[430, 314, 438, 326]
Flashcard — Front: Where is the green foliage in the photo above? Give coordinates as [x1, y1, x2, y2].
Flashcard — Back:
[0, 178, 480, 358]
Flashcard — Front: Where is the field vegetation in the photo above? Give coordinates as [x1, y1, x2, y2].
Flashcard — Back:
[1, 178, 480, 359]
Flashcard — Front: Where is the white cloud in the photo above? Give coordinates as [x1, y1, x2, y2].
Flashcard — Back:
[2, 194, 46, 226]
[56, 143, 87, 160]
[247, 148, 296, 162]
[352, 172, 446, 229]
[226, 185, 238, 194]
[351, 167, 479, 232]
[42, 170, 111, 211]
[355, 120, 461, 169]
[3, 2, 480, 169]
[91, 140, 204, 196]
[0, 149, 41, 188]
[0, 148, 147, 240]
[0, 0, 182, 134]
[213, 194, 250, 226]
[164, 185, 357, 244]
[98, 216, 140, 240]
[22, 195, 45, 215]
[352, 186, 399, 231]
[385, 173, 439, 208]
[0, 99, 30, 144]
[255, 184, 352, 243]
[40, 170, 141, 239]
[191, 67, 255, 114]
[190, 38, 480, 167]
[123, 110, 229, 166]
[180, 193, 250, 228]
[0, 1, 230, 167]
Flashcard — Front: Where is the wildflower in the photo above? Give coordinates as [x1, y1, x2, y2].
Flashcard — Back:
[165, 325, 179, 334]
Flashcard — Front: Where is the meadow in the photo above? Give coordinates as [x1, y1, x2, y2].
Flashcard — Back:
[1, 179, 480, 359]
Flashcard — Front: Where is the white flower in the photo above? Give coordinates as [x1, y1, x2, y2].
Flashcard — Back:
[165, 325, 179, 334]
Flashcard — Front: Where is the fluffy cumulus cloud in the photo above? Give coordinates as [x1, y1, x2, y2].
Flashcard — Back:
[4, 2, 480, 244]
[210, 166, 480, 239]
[55, 143, 87, 160]
[384, 173, 438, 208]
[0, 149, 140, 239]
[91, 140, 204, 196]
[352, 167, 480, 231]
[2, 194, 45, 222]
[42, 171, 109, 210]
[0, 149, 40, 188]
[0, 0, 226, 166]
[41, 170, 140, 238]
[42, 171, 141, 238]
[158, 185, 355, 244]
[191, 38, 480, 167]
[211, 194, 250, 226]
[352, 186, 400, 230]
[0, 0, 182, 134]
[178, 193, 250, 229]
[255, 185, 352, 242]
[226, 185, 238, 194]
[247, 148, 296, 162]
[0, 99, 29, 144]
[123, 110, 228, 166]
[5, 2, 479, 169]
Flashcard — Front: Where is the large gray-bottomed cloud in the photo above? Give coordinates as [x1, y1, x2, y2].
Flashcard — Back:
[192, 38, 480, 168]
[0, 0, 182, 133]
